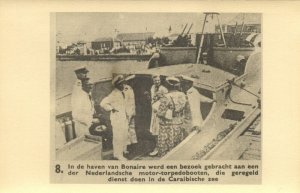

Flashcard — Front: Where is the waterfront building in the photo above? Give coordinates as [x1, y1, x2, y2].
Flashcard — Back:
[77, 41, 87, 55]
[116, 32, 155, 52]
[65, 43, 77, 55]
[91, 37, 121, 53]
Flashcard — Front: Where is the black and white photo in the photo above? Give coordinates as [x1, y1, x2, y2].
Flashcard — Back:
[52, 12, 262, 183]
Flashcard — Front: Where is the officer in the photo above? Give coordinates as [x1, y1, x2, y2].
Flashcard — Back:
[71, 67, 97, 137]
[72, 66, 89, 97]
[181, 75, 216, 133]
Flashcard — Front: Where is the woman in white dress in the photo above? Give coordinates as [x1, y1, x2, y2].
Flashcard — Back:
[149, 75, 168, 156]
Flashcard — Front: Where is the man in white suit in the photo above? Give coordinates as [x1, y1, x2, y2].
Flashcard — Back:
[181, 75, 215, 132]
[100, 75, 129, 161]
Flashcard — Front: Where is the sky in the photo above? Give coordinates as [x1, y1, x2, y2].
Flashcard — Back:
[56, 13, 261, 45]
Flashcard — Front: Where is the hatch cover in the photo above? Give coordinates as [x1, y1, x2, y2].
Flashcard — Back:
[221, 109, 245, 121]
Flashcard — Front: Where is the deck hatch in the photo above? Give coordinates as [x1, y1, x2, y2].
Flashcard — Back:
[221, 109, 245, 121]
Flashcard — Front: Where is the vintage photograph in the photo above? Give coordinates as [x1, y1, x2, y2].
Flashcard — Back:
[53, 12, 261, 162]
[2, 0, 300, 189]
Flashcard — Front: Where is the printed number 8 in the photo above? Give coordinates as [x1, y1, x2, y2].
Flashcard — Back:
[55, 164, 62, 173]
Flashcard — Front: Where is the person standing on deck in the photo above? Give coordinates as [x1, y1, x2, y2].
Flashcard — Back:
[100, 75, 129, 161]
[154, 77, 187, 157]
[72, 66, 88, 99]
[72, 77, 98, 137]
[71, 66, 92, 137]
[123, 80, 138, 154]
[181, 75, 216, 133]
[149, 75, 168, 156]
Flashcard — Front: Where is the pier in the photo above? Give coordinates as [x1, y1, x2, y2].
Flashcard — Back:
[56, 53, 152, 61]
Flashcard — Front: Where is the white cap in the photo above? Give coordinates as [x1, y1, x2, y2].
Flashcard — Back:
[125, 74, 135, 81]
[112, 75, 125, 86]
[166, 76, 180, 86]
[181, 75, 195, 82]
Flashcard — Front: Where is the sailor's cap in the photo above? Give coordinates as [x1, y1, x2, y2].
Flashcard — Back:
[112, 75, 125, 86]
[166, 76, 180, 86]
[125, 74, 135, 81]
[74, 66, 89, 74]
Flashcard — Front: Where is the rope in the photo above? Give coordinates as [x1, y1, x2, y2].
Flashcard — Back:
[232, 82, 260, 98]
[226, 79, 260, 106]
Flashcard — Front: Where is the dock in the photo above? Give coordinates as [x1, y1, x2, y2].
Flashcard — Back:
[56, 54, 152, 61]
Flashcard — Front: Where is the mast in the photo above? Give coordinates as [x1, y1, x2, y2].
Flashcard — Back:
[197, 12, 227, 64]
[196, 14, 208, 64]
[216, 14, 227, 47]
[240, 13, 245, 36]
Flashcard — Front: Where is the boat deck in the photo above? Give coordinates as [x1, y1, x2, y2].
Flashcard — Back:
[161, 76, 261, 160]
[137, 64, 236, 90]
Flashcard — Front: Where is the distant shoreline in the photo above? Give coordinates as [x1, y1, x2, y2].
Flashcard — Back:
[56, 54, 152, 61]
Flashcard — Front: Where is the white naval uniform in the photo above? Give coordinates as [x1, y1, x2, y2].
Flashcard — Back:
[186, 87, 213, 128]
[100, 89, 128, 159]
[124, 85, 136, 120]
[123, 85, 138, 145]
[71, 79, 94, 137]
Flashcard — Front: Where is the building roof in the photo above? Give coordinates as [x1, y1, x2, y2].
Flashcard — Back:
[116, 32, 155, 41]
[226, 13, 261, 25]
[93, 37, 121, 42]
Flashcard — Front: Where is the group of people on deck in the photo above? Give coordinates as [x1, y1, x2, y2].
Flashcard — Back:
[148, 75, 216, 157]
[68, 66, 215, 160]
[70, 67, 137, 161]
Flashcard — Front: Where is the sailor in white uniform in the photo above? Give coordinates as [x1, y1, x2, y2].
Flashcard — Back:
[71, 66, 96, 138]
[72, 77, 96, 137]
[72, 66, 89, 100]
[181, 75, 216, 132]
[123, 82, 138, 152]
